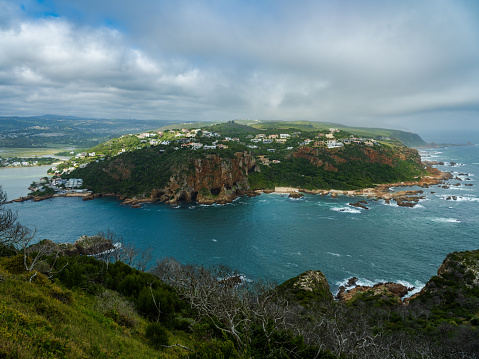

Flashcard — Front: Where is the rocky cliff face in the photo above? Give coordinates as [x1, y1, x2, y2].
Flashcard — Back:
[151, 151, 257, 205]
[291, 145, 422, 171]
[407, 250, 479, 309]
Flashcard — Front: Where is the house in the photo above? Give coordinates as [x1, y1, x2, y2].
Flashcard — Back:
[203, 145, 217, 149]
[263, 139, 274, 144]
[325, 133, 334, 139]
[267, 149, 276, 152]
[255, 134, 266, 139]
[65, 178, 83, 188]
[280, 133, 290, 139]
[247, 145, 258, 149]
[268, 134, 278, 139]
[251, 139, 262, 143]
[276, 139, 287, 144]
[327, 140, 344, 148]
[217, 144, 229, 149]
[257, 156, 270, 165]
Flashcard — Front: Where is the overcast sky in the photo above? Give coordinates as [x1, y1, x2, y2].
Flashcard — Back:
[1, 0, 478, 140]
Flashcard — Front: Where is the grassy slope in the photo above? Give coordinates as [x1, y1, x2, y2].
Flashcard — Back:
[0, 257, 191, 359]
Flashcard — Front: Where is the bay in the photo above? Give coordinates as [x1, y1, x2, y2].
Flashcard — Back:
[1, 145, 478, 294]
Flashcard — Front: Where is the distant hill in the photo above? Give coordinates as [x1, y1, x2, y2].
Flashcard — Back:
[0, 116, 178, 148]
[250, 121, 427, 147]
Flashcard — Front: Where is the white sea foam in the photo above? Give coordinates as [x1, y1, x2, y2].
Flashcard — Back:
[430, 217, 461, 223]
[381, 200, 398, 207]
[327, 252, 341, 257]
[212, 239, 217, 242]
[331, 206, 361, 213]
[441, 195, 479, 202]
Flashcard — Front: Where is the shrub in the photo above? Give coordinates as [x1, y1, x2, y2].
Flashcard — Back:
[145, 322, 169, 349]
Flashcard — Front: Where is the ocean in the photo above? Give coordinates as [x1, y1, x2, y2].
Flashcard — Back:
[1, 145, 478, 294]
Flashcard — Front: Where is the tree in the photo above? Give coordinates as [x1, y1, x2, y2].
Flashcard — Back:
[0, 185, 34, 256]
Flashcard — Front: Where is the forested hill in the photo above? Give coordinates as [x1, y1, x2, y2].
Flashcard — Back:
[59, 121, 430, 204]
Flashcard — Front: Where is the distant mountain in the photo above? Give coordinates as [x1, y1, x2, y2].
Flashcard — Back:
[0, 116, 179, 148]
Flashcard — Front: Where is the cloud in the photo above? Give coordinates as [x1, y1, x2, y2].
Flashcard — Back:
[0, 0, 478, 136]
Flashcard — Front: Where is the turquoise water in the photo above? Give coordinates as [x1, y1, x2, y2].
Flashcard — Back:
[1, 145, 478, 293]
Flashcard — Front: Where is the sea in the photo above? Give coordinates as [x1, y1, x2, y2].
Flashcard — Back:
[1, 145, 478, 295]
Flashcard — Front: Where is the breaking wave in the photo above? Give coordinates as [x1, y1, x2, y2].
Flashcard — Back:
[331, 206, 361, 213]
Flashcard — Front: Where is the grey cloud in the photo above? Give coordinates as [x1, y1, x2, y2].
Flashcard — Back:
[0, 0, 478, 137]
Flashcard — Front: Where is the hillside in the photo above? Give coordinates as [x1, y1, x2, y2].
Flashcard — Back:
[250, 120, 426, 147]
[0, 116, 176, 148]
[55, 121, 433, 204]
[1, 238, 478, 358]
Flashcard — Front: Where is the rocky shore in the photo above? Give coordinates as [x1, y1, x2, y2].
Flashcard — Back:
[281, 249, 479, 308]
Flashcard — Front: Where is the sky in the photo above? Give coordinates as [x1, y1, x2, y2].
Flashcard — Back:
[0, 0, 478, 141]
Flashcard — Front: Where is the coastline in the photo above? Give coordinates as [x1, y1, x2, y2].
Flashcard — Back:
[9, 167, 452, 208]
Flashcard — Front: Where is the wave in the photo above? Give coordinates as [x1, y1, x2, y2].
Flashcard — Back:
[327, 252, 341, 257]
[430, 217, 461, 223]
[440, 195, 479, 202]
[331, 206, 361, 214]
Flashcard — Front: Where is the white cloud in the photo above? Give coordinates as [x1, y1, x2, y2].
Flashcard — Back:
[0, 0, 478, 136]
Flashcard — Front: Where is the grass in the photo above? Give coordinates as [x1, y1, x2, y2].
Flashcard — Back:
[0, 261, 192, 358]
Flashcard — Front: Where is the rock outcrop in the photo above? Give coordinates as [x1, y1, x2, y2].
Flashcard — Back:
[406, 250, 479, 309]
[336, 281, 411, 306]
[27, 235, 115, 257]
[277, 270, 333, 305]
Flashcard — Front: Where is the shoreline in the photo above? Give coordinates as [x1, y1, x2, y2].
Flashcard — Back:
[9, 168, 452, 208]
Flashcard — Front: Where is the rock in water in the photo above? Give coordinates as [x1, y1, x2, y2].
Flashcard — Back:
[288, 192, 304, 199]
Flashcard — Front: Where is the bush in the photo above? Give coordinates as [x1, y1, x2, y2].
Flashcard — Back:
[188, 339, 239, 359]
[145, 322, 169, 349]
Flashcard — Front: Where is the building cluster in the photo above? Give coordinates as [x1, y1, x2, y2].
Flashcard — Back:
[29, 177, 88, 195]
[0, 158, 41, 167]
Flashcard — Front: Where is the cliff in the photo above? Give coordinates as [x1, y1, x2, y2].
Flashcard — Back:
[153, 151, 257, 205]
[407, 250, 479, 315]
[68, 148, 258, 205]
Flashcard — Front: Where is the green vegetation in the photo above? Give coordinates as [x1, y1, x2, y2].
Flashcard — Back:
[1, 181, 479, 357]
[250, 120, 427, 147]
[57, 121, 427, 198]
